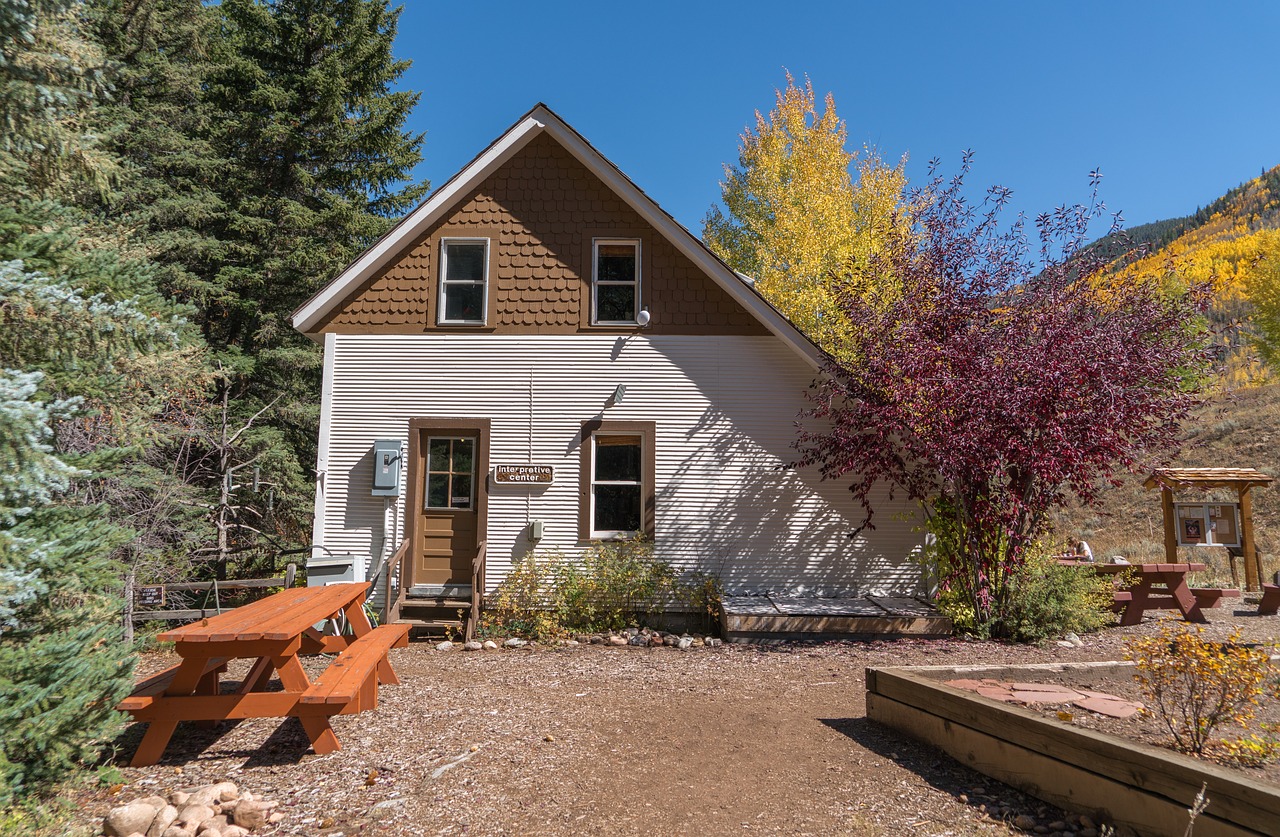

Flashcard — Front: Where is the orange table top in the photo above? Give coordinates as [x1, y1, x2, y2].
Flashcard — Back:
[157, 582, 370, 645]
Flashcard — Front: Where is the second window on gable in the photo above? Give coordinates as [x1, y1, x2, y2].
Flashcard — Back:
[439, 238, 488, 324]
[593, 239, 640, 324]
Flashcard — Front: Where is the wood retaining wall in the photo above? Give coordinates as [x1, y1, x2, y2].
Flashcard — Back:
[866, 662, 1280, 837]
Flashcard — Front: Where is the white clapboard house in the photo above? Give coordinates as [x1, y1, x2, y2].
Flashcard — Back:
[291, 104, 932, 638]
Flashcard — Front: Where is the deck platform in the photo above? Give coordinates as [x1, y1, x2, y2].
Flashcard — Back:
[720, 595, 951, 642]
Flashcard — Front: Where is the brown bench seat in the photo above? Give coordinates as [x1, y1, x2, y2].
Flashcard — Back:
[301, 624, 410, 710]
[1110, 588, 1240, 613]
[118, 657, 228, 713]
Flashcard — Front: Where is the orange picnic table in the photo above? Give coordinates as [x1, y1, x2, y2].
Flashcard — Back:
[118, 582, 409, 767]
[1058, 560, 1240, 626]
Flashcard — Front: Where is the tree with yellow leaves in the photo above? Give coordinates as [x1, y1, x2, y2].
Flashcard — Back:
[702, 73, 909, 358]
[1245, 230, 1280, 370]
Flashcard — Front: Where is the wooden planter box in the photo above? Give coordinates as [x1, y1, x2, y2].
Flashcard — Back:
[866, 662, 1280, 837]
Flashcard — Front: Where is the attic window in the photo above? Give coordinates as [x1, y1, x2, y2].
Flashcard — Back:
[592, 239, 640, 325]
[438, 238, 488, 324]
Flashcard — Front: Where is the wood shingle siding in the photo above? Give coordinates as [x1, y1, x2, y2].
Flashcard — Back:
[317, 134, 768, 336]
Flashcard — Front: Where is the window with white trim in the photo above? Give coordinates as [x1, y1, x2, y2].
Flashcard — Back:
[590, 434, 643, 536]
[438, 238, 488, 324]
[592, 239, 640, 324]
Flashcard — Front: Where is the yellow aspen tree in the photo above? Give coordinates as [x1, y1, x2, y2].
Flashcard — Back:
[703, 72, 909, 359]
[1245, 230, 1280, 370]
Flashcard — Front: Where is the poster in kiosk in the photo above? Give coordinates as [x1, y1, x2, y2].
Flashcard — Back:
[1174, 502, 1241, 548]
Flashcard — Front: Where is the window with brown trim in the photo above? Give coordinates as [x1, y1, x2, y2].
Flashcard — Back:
[579, 420, 655, 540]
[424, 436, 475, 509]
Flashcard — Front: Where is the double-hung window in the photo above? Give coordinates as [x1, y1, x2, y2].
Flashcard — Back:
[591, 434, 643, 535]
[580, 421, 654, 540]
[438, 238, 488, 324]
[592, 239, 640, 324]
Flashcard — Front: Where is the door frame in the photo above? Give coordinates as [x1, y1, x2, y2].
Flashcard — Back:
[404, 417, 490, 588]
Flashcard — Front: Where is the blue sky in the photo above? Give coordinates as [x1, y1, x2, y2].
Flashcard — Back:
[394, 1, 1280, 238]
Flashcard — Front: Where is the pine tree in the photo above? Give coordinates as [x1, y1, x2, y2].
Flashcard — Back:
[0, 0, 198, 802]
[204, 0, 426, 355]
[88, 0, 226, 306]
[188, 0, 428, 544]
[0, 259, 189, 803]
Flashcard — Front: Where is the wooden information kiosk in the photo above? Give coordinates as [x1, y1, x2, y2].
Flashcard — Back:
[1144, 468, 1273, 591]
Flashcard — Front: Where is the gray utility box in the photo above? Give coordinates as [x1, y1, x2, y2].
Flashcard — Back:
[307, 555, 358, 587]
[371, 439, 402, 496]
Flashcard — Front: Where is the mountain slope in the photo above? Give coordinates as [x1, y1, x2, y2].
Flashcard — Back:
[1094, 165, 1280, 387]
[1049, 384, 1280, 586]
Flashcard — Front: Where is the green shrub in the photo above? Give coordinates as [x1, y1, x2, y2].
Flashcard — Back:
[934, 544, 1113, 643]
[482, 538, 717, 639]
[482, 551, 566, 640]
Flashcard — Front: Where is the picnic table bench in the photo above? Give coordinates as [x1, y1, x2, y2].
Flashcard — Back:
[1260, 583, 1280, 616]
[1057, 560, 1240, 626]
[118, 582, 409, 766]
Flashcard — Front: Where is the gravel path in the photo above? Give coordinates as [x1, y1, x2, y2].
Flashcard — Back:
[85, 609, 1280, 836]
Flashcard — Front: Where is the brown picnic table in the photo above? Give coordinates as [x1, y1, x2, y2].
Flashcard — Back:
[1057, 560, 1240, 626]
[118, 582, 409, 767]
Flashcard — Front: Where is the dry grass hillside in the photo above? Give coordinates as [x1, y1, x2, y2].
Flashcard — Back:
[1049, 383, 1280, 587]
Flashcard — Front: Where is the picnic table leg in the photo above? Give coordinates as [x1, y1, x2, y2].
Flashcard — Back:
[342, 594, 374, 639]
[192, 665, 223, 730]
[1162, 572, 1207, 623]
[128, 658, 212, 766]
[271, 655, 340, 755]
[1119, 579, 1151, 626]
[237, 656, 275, 694]
[131, 720, 180, 767]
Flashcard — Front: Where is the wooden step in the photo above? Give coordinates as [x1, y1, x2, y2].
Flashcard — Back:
[401, 597, 471, 609]
[720, 594, 951, 642]
[395, 617, 464, 630]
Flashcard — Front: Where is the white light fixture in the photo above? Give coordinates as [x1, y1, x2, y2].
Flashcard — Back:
[612, 384, 626, 404]
[636, 306, 651, 327]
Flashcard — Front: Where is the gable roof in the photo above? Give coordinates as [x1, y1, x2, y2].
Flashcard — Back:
[291, 103, 826, 369]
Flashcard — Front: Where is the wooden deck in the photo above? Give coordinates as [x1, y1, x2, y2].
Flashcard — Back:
[720, 595, 951, 642]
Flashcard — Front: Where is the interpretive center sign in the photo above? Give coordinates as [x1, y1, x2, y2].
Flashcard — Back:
[493, 464, 554, 485]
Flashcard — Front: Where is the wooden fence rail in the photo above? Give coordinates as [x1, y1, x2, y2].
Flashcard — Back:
[126, 563, 298, 624]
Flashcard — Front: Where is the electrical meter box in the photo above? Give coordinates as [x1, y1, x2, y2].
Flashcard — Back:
[307, 555, 357, 586]
[371, 439, 402, 496]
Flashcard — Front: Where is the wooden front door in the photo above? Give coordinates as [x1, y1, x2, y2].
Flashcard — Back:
[408, 423, 488, 588]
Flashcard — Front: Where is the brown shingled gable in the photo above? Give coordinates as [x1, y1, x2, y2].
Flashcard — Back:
[318, 133, 768, 336]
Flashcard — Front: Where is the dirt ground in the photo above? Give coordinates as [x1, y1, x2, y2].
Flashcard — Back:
[77, 608, 1280, 837]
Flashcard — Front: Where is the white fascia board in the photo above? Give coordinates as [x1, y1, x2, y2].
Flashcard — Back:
[291, 115, 547, 335]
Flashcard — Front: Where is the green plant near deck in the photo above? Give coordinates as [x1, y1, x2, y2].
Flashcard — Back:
[1127, 624, 1277, 757]
[482, 538, 719, 639]
[929, 531, 1113, 643]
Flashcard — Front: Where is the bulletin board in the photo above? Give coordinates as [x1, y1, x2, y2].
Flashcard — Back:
[1174, 502, 1241, 548]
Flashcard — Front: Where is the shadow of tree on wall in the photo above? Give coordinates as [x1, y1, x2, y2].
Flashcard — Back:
[645, 337, 926, 596]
